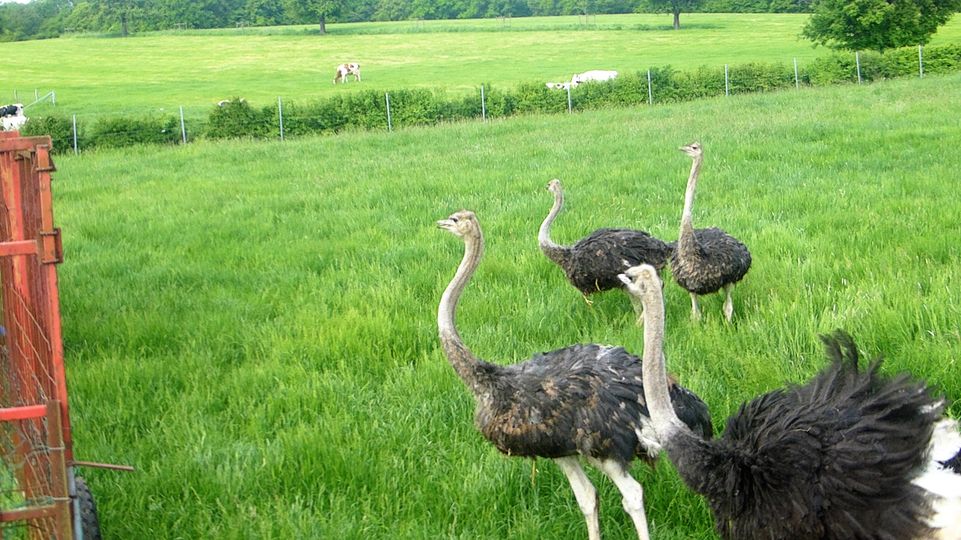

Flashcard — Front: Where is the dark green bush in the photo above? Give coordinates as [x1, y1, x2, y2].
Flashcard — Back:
[20, 114, 76, 154]
[86, 115, 181, 149]
[206, 98, 274, 139]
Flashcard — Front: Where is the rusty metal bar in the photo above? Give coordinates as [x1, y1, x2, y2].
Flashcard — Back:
[0, 504, 57, 523]
[0, 403, 47, 421]
[0, 239, 38, 257]
[72, 460, 137, 473]
[46, 400, 72, 539]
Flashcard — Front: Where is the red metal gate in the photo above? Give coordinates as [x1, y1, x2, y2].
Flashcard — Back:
[0, 131, 73, 538]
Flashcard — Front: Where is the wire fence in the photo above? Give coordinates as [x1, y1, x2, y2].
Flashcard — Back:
[8, 46, 942, 156]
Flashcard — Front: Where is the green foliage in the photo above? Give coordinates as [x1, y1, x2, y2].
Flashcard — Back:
[206, 98, 274, 139]
[20, 113, 75, 152]
[53, 74, 961, 539]
[802, 0, 961, 52]
[86, 114, 181, 148]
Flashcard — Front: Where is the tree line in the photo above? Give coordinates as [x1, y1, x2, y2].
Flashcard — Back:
[1, 0, 811, 41]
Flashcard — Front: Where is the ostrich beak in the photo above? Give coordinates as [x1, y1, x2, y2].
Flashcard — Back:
[437, 219, 454, 229]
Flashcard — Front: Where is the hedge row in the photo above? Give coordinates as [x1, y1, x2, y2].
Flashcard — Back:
[23, 44, 961, 154]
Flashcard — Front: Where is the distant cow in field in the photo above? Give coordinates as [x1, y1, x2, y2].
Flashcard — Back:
[333, 63, 361, 84]
[546, 70, 618, 91]
[571, 70, 618, 86]
[0, 103, 26, 132]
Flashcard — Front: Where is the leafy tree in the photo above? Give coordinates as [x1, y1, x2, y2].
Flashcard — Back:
[91, 0, 147, 36]
[802, 0, 961, 52]
[284, 0, 345, 33]
[639, 0, 705, 30]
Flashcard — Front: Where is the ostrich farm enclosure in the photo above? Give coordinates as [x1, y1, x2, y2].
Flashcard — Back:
[3, 13, 961, 540]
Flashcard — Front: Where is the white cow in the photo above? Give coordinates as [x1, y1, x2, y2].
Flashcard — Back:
[546, 70, 618, 90]
[0, 103, 27, 132]
[333, 62, 361, 84]
[571, 70, 618, 86]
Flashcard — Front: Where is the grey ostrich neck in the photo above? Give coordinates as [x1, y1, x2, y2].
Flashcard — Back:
[677, 153, 703, 261]
[640, 280, 688, 439]
[438, 229, 495, 397]
[538, 188, 572, 267]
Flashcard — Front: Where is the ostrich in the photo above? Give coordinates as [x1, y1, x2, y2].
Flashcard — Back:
[539, 178, 674, 322]
[670, 143, 751, 322]
[619, 264, 961, 540]
[436, 210, 712, 540]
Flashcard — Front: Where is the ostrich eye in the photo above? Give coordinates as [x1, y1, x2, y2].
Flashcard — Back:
[451, 217, 459, 222]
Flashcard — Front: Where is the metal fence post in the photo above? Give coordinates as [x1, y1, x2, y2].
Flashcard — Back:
[481, 84, 487, 121]
[385, 92, 392, 132]
[72, 114, 78, 155]
[52, 90, 56, 106]
[725, 64, 729, 96]
[647, 69, 653, 105]
[794, 58, 799, 89]
[179, 106, 187, 144]
[278, 97, 284, 141]
[566, 85, 572, 113]
[856, 52, 862, 84]
[919, 45, 924, 78]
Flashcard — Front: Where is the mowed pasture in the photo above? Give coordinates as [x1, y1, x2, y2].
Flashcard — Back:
[44, 68, 961, 539]
[3, 12, 960, 121]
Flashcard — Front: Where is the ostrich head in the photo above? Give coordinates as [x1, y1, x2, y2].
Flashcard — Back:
[546, 178, 562, 196]
[618, 264, 662, 296]
[437, 210, 479, 239]
[680, 142, 702, 158]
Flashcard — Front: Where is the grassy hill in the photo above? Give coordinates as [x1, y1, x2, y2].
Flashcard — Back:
[3, 13, 959, 122]
[49, 71, 961, 538]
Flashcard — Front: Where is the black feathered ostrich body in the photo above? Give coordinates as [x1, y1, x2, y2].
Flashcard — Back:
[539, 179, 673, 320]
[620, 264, 961, 540]
[437, 210, 712, 540]
[670, 143, 751, 322]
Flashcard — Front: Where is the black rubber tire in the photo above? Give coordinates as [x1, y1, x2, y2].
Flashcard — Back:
[74, 476, 102, 540]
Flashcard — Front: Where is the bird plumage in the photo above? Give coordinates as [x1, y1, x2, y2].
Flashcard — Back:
[670, 143, 751, 321]
[621, 264, 961, 540]
[438, 211, 710, 540]
[539, 179, 673, 297]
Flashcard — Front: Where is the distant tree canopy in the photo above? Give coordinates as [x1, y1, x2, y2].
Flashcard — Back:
[0, 0, 817, 42]
[802, 0, 961, 52]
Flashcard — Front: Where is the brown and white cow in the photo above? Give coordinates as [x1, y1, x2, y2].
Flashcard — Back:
[333, 63, 361, 84]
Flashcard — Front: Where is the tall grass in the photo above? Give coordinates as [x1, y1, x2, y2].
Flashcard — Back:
[49, 73, 961, 538]
[4, 13, 959, 121]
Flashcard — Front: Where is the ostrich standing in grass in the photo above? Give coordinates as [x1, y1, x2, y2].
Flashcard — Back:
[619, 264, 961, 540]
[670, 143, 751, 322]
[437, 210, 712, 540]
[539, 179, 673, 322]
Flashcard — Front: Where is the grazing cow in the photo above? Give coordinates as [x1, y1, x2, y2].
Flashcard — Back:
[571, 69, 618, 86]
[333, 62, 361, 84]
[546, 70, 618, 90]
[0, 103, 27, 132]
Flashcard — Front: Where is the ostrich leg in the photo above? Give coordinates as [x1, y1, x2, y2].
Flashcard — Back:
[590, 458, 651, 540]
[689, 292, 701, 321]
[555, 456, 601, 540]
[722, 284, 735, 322]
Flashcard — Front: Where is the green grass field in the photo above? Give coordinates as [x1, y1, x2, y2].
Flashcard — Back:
[3, 12, 959, 121]
[44, 67, 961, 539]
